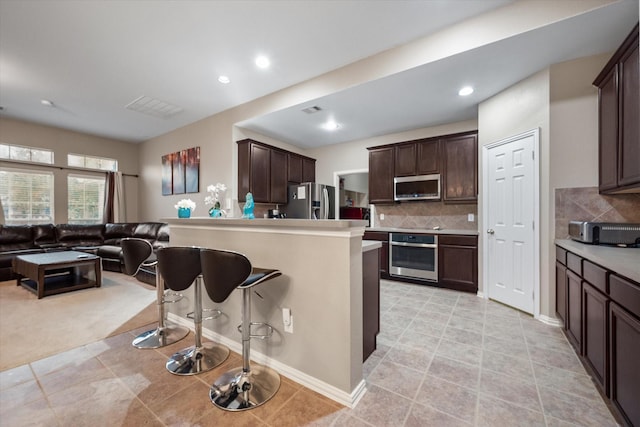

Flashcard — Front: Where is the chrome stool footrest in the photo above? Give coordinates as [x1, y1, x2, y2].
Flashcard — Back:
[209, 364, 280, 411]
[237, 322, 274, 340]
[166, 342, 230, 376]
[162, 290, 183, 304]
[132, 324, 190, 349]
[187, 307, 223, 322]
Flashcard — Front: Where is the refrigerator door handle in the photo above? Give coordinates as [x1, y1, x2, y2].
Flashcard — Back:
[322, 187, 329, 220]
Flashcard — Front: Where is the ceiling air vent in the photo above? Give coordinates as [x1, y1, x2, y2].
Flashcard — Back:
[125, 95, 183, 119]
[301, 105, 322, 114]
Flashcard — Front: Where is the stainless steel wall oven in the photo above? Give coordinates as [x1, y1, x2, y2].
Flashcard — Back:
[389, 233, 437, 281]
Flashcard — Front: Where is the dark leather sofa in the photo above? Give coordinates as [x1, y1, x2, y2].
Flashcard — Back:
[0, 222, 169, 284]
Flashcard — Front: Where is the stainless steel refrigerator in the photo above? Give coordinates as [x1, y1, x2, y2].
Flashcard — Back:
[286, 183, 335, 219]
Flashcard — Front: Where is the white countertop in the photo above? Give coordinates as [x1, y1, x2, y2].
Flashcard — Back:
[362, 240, 382, 252]
[556, 239, 640, 283]
[165, 217, 368, 230]
[367, 227, 479, 235]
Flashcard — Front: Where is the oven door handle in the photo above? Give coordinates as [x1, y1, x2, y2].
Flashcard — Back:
[390, 241, 437, 248]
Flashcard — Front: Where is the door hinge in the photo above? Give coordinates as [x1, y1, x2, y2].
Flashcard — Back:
[532, 221, 535, 230]
[532, 151, 535, 160]
[532, 290, 535, 300]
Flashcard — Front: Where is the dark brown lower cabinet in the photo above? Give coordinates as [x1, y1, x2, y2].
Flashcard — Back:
[582, 282, 608, 393]
[362, 247, 380, 362]
[363, 231, 390, 279]
[556, 244, 640, 427]
[438, 235, 478, 293]
[555, 261, 567, 325]
[610, 302, 640, 427]
[566, 270, 582, 351]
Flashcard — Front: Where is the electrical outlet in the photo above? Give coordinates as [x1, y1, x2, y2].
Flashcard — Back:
[380, 213, 385, 220]
[282, 308, 293, 333]
[468, 213, 475, 222]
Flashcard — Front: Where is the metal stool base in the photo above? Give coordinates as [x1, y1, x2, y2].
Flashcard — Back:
[132, 325, 189, 349]
[210, 365, 280, 411]
[166, 343, 230, 376]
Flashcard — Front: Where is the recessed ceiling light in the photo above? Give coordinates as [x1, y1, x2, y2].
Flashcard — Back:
[255, 55, 270, 69]
[323, 120, 340, 131]
[218, 75, 230, 84]
[41, 99, 54, 107]
[458, 86, 474, 96]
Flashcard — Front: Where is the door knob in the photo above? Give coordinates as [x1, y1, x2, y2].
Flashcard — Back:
[487, 229, 495, 235]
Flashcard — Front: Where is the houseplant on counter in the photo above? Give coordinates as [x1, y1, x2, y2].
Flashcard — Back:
[175, 199, 196, 218]
[205, 183, 227, 217]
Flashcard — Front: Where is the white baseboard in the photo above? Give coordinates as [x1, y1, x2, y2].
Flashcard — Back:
[537, 314, 563, 327]
[166, 313, 366, 408]
[476, 291, 486, 299]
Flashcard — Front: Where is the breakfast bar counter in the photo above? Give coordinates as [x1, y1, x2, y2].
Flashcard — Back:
[165, 217, 369, 407]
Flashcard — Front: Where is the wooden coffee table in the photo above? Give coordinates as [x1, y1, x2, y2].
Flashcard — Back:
[13, 251, 102, 299]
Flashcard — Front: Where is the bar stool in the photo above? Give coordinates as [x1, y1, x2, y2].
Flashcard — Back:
[156, 246, 230, 375]
[121, 238, 189, 349]
[200, 248, 282, 411]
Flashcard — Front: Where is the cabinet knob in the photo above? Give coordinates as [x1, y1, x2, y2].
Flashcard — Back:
[487, 229, 495, 235]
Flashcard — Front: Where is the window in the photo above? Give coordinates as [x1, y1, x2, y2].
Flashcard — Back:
[67, 175, 105, 224]
[0, 168, 54, 224]
[68, 154, 117, 172]
[0, 143, 53, 164]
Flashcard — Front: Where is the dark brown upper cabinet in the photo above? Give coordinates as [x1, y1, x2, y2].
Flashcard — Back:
[302, 157, 316, 183]
[442, 132, 478, 203]
[287, 153, 316, 184]
[238, 139, 315, 203]
[368, 147, 395, 204]
[394, 138, 440, 177]
[594, 23, 639, 194]
[287, 153, 303, 183]
[368, 130, 477, 204]
[416, 139, 440, 175]
[394, 144, 417, 177]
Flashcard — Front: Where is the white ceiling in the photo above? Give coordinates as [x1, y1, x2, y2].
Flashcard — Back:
[0, 1, 637, 148]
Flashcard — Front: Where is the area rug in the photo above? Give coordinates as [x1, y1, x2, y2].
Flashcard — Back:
[0, 271, 157, 371]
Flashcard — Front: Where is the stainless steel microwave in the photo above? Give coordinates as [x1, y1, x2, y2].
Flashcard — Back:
[394, 174, 441, 201]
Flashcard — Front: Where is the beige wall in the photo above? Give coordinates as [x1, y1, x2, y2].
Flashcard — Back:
[549, 53, 610, 189]
[478, 68, 551, 316]
[0, 117, 140, 223]
[138, 1, 612, 222]
[478, 52, 613, 320]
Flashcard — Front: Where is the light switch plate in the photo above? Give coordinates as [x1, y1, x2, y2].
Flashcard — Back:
[380, 213, 385, 220]
[468, 213, 474, 222]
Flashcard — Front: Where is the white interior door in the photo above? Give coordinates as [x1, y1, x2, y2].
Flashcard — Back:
[483, 129, 539, 315]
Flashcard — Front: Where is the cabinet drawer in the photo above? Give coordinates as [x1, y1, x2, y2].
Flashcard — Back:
[566, 252, 582, 275]
[556, 246, 567, 265]
[610, 275, 640, 317]
[439, 235, 477, 246]
[363, 231, 389, 242]
[583, 260, 608, 294]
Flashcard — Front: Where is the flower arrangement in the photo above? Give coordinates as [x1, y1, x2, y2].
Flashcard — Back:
[205, 183, 226, 216]
[174, 199, 196, 211]
[175, 199, 196, 218]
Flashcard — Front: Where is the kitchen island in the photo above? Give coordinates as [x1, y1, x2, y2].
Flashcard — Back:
[165, 217, 369, 407]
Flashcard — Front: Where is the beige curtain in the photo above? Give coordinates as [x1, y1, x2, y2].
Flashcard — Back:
[104, 171, 125, 223]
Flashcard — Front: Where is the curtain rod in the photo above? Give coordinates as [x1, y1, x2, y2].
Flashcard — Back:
[1, 159, 138, 178]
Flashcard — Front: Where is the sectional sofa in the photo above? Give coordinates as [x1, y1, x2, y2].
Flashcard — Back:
[0, 222, 169, 284]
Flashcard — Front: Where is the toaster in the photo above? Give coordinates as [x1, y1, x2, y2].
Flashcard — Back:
[568, 221, 640, 246]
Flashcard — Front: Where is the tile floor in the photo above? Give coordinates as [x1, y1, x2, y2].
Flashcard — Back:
[0, 280, 619, 426]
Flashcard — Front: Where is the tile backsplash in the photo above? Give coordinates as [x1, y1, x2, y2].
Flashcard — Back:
[555, 186, 640, 239]
[374, 202, 478, 230]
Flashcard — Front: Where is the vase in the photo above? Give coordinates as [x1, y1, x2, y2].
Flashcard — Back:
[178, 207, 191, 218]
[209, 208, 222, 217]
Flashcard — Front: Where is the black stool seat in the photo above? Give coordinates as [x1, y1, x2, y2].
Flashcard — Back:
[200, 248, 282, 411]
[122, 238, 188, 349]
[157, 246, 229, 375]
